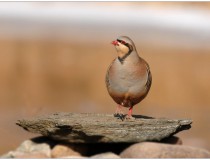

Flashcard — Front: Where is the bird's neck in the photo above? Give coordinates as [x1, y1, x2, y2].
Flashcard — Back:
[117, 50, 139, 64]
[118, 50, 131, 63]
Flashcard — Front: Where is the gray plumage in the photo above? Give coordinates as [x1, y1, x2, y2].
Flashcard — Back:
[106, 36, 152, 118]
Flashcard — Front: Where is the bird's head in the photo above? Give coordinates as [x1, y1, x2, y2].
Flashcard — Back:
[111, 36, 136, 57]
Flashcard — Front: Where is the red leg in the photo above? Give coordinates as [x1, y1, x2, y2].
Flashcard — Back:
[125, 106, 135, 120]
[128, 106, 133, 117]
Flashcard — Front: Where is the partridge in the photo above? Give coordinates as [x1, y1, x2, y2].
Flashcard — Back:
[105, 36, 152, 120]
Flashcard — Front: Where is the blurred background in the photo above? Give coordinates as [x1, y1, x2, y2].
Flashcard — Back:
[0, 2, 210, 154]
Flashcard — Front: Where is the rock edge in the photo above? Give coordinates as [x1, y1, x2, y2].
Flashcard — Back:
[16, 112, 192, 143]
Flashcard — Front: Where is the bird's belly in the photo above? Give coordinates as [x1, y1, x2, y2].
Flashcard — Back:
[108, 72, 147, 96]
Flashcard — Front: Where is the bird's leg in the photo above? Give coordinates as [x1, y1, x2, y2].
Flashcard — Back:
[114, 104, 124, 115]
[128, 106, 133, 117]
[114, 105, 124, 120]
[125, 106, 135, 120]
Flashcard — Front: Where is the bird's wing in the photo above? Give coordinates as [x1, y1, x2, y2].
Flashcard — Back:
[142, 59, 152, 91]
[105, 59, 116, 87]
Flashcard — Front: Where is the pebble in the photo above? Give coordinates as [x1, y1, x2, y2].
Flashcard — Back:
[1, 139, 51, 158]
[60, 156, 87, 158]
[120, 142, 210, 158]
[15, 152, 49, 158]
[91, 152, 121, 158]
[51, 144, 81, 158]
[2, 136, 210, 158]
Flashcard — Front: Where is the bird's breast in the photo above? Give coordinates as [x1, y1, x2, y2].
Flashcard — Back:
[107, 59, 148, 96]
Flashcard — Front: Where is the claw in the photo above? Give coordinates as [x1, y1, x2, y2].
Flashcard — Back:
[114, 113, 125, 121]
[114, 105, 124, 115]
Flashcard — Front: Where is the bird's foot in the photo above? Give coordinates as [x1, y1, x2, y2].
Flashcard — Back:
[114, 105, 125, 120]
[114, 113, 125, 121]
[124, 114, 136, 121]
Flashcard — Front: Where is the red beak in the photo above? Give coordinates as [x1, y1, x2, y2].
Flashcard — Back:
[111, 40, 119, 46]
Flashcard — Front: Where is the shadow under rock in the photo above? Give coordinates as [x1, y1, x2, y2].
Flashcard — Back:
[30, 136, 133, 156]
[31, 136, 58, 149]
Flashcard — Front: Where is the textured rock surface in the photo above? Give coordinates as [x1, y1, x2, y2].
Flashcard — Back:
[91, 152, 121, 158]
[120, 142, 210, 158]
[16, 112, 192, 143]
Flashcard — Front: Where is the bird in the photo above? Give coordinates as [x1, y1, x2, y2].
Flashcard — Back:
[105, 36, 152, 120]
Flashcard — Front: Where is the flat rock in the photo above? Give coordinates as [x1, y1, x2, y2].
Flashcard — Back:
[16, 112, 192, 143]
[120, 142, 210, 158]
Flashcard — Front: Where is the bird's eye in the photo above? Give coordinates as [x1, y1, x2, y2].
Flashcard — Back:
[121, 40, 126, 44]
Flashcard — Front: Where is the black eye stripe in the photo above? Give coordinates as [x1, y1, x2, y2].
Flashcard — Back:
[117, 39, 127, 45]
[117, 39, 121, 43]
